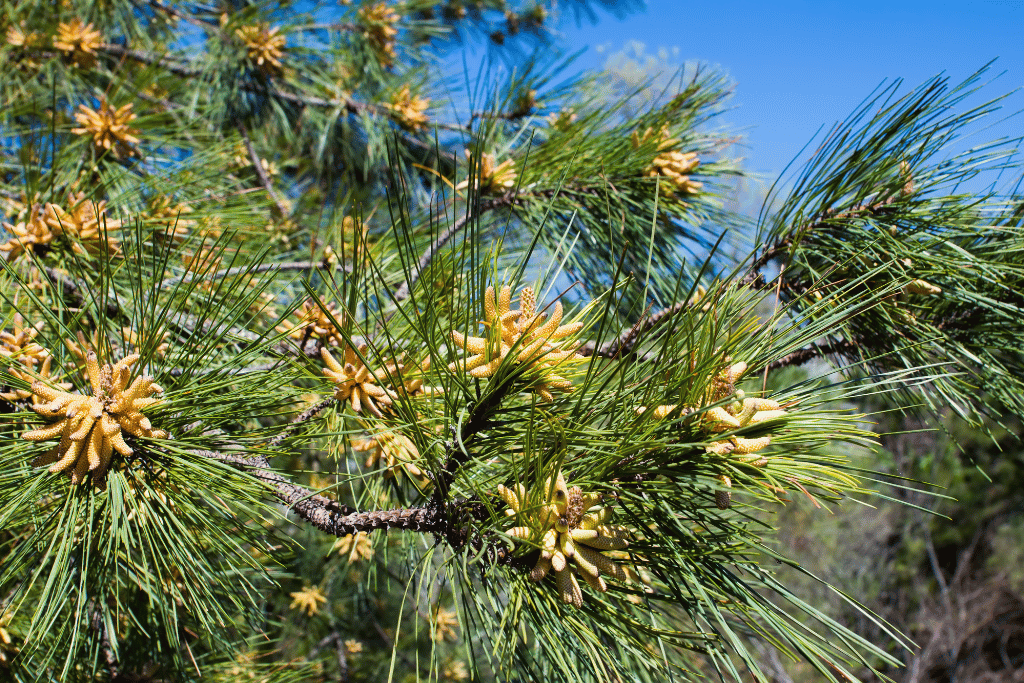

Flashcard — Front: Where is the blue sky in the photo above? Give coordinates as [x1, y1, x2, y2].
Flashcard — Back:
[551, 0, 1024, 200]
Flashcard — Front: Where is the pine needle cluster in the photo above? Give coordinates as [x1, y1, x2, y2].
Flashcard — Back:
[0, 1, 1021, 682]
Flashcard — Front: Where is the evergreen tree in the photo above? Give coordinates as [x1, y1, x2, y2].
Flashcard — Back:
[0, 2, 1021, 681]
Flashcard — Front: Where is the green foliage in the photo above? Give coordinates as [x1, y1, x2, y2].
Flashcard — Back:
[0, 2, 1022, 683]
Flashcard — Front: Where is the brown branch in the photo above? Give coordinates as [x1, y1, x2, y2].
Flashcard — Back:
[237, 122, 289, 217]
[205, 446, 528, 571]
[394, 195, 515, 301]
[91, 608, 119, 681]
[96, 41, 460, 173]
[579, 300, 690, 359]
[195, 424, 534, 574]
[136, 0, 218, 29]
[335, 635, 349, 683]
[43, 266, 123, 319]
[765, 340, 860, 373]
[203, 449, 435, 535]
[293, 22, 359, 33]
[161, 259, 352, 290]
[308, 632, 350, 681]
[743, 193, 904, 285]
[268, 397, 337, 449]
[99, 44, 200, 76]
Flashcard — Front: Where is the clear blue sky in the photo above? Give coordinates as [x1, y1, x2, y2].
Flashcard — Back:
[553, 0, 1024, 197]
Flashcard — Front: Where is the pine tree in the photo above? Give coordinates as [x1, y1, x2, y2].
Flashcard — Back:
[1, 2, 1022, 682]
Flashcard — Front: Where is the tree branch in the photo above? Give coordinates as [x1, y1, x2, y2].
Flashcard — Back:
[765, 340, 860, 373]
[160, 259, 352, 290]
[43, 266, 123, 319]
[91, 608, 119, 681]
[743, 193, 904, 285]
[579, 300, 687, 359]
[394, 195, 515, 301]
[268, 397, 337, 449]
[133, 0, 219, 29]
[237, 121, 290, 217]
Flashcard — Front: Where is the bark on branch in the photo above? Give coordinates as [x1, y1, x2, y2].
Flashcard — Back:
[394, 195, 514, 301]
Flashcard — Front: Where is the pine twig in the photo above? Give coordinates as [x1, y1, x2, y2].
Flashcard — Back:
[237, 122, 290, 218]
[765, 340, 860, 373]
[202, 449, 434, 535]
[43, 266, 123, 319]
[579, 300, 689, 359]
[308, 631, 349, 681]
[743, 193, 904, 285]
[160, 259, 352, 290]
[91, 609, 119, 681]
[135, 0, 218, 28]
[268, 397, 337, 449]
[394, 195, 514, 301]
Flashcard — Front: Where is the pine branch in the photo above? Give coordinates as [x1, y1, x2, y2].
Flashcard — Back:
[394, 195, 514, 301]
[99, 43, 199, 76]
[200, 449, 412, 533]
[42, 266, 123, 319]
[268, 397, 337, 449]
[765, 339, 860, 372]
[307, 632, 349, 682]
[134, 0, 218, 28]
[161, 259, 352, 290]
[745, 193, 903, 283]
[91, 608, 119, 681]
[237, 122, 289, 217]
[199, 445, 528, 573]
[578, 300, 688, 359]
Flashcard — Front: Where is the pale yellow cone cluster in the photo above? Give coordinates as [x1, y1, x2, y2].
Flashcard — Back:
[358, 2, 399, 66]
[321, 215, 373, 268]
[352, 431, 430, 487]
[701, 393, 786, 457]
[121, 326, 170, 359]
[386, 85, 430, 132]
[449, 285, 583, 402]
[631, 126, 703, 197]
[72, 99, 141, 160]
[500, 472, 635, 608]
[393, 355, 442, 399]
[333, 531, 374, 563]
[455, 150, 517, 195]
[53, 18, 102, 68]
[1, 315, 69, 407]
[42, 192, 122, 255]
[6, 22, 46, 50]
[22, 351, 166, 488]
[0, 202, 54, 260]
[431, 606, 459, 642]
[289, 585, 327, 616]
[147, 195, 194, 241]
[639, 360, 786, 510]
[698, 362, 786, 458]
[321, 345, 400, 418]
[442, 660, 468, 682]
[234, 23, 286, 76]
[63, 329, 103, 368]
[181, 246, 222, 277]
[278, 299, 346, 347]
[546, 108, 577, 130]
[1, 313, 48, 370]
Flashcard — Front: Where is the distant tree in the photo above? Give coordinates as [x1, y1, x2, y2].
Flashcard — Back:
[0, 2, 1022, 682]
